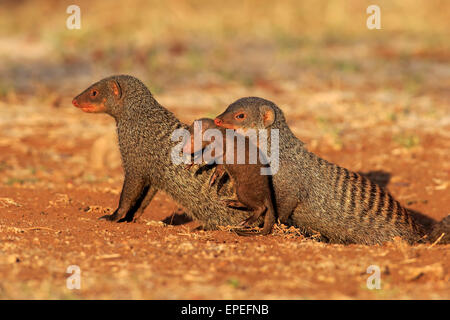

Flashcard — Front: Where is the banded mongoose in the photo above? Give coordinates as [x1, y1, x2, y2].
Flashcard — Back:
[72, 75, 256, 228]
[183, 118, 277, 235]
[214, 97, 449, 245]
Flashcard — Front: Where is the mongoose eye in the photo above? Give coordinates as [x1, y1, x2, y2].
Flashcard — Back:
[91, 90, 98, 98]
[235, 113, 246, 120]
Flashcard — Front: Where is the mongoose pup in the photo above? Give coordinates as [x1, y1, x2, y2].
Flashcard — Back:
[183, 118, 277, 235]
[72, 75, 255, 228]
[214, 97, 448, 245]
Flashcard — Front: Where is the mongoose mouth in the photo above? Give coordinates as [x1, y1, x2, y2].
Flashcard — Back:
[214, 118, 238, 129]
[80, 106, 98, 113]
[72, 99, 105, 113]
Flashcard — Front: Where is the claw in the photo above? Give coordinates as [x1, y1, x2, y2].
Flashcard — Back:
[208, 172, 217, 187]
[234, 228, 262, 237]
[98, 214, 119, 222]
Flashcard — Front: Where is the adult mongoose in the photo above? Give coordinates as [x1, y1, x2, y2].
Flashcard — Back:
[183, 118, 277, 235]
[214, 97, 449, 244]
[72, 75, 256, 228]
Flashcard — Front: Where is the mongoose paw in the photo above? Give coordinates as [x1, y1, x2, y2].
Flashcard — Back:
[234, 228, 262, 237]
[98, 214, 119, 222]
[184, 163, 194, 170]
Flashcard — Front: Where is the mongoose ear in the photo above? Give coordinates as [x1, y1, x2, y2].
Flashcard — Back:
[261, 105, 275, 127]
[110, 80, 122, 99]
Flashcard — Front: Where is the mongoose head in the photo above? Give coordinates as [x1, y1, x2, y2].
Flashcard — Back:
[72, 76, 124, 114]
[182, 118, 218, 154]
[215, 97, 303, 148]
[214, 97, 278, 130]
[73, 75, 152, 119]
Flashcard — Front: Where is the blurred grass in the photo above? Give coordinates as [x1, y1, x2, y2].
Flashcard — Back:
[0, 0, 448, 104]
[2, 0, 449, 45]
[393, 133, 421, 149]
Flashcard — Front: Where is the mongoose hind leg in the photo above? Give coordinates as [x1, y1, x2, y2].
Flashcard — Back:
[234, 205, 274, 236]
[260, 203, 276, 235]
[274, 196, 298, 224]
[208, 165, 226, 187]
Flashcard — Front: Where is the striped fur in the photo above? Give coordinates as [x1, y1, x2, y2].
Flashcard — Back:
[215, 97, 441, 244]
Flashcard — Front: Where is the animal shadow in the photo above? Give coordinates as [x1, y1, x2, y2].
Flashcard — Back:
[162, 208, 193, 225]
[359, 170, 391, 189]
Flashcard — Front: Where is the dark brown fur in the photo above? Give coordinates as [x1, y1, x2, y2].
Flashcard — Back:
[183, 118, 277, 235]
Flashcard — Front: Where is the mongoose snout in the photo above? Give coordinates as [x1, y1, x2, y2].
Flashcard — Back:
[72, 78, 121, 114]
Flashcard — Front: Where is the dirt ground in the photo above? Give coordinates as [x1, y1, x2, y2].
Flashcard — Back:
[0, 0, 449, 299]
[0, 84, 448, 299]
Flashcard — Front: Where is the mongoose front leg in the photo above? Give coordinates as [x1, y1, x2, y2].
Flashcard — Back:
[274, 197, 298, 224]
[223, 198, 248, 209]
[128, 186, 158, 222]
[208, 165, 226, 187]
[99, 175, 146, 222]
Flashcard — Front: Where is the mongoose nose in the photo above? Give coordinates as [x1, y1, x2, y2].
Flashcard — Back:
[72, 99, 79, 107]
[214, 118, 223, 126]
